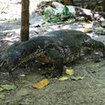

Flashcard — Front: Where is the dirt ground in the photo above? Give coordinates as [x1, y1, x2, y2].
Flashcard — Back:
[0, 1, 105, 105]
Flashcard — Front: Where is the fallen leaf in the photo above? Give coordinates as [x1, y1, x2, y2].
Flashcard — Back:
[20, 74, 26, 77]
[58, 76, 69, 80]
[94, 26, 103, 30]
[42, 29, 47, 32]
[82, 28, 92, 33]
[66, 69, 74, 75]
[33, 79, 49, 89]
[0, 88, 4, 92]
[71, 76, 84, 80]
[69, 19, 75, 23]
[87, 20, 92, 24]
[81, 22, 92, 28]
[1, 84, 16, 91]
[41, 22, 47, 25]
[41, 62, 45, 65]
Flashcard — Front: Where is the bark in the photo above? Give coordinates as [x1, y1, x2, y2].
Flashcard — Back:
[82, 0, 84, 8]
[88, 0, 92, 9]
[61, 0, 74, 5]
[20, 0, 29, 41]
[102, 0, 105, 12]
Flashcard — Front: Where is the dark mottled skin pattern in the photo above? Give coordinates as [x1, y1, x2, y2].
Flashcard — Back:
[1, 30, 105, 77]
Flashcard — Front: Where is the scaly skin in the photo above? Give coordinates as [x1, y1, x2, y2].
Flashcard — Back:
[1, 30, 105, 77]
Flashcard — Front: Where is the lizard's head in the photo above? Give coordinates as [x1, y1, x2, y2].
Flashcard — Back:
[8, 49, 24, 69]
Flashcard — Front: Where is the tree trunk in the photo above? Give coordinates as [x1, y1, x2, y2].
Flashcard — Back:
[20, 0, 29, 41]
[82, 0, 84, 8]
[61, 0, 74, 5]
[102, 0, 105, 12]
[88, 0, 92, 9]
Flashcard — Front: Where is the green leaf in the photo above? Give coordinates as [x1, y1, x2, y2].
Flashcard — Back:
[50, 15, 59, 22]
[50, 14, 56, 19]
[41, 21, 47, 25]
[43, 11, 49, 19]
[43, 6, 74, 23]
[62, 6, 70, 16]
[46, 10, 53, 15]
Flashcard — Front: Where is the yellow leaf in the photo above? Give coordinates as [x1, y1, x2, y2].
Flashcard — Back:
[0, 88, 4, 92]
[33, 79, 49, 89]
[66, 69, 74, 75]
[69, 19, 75, 23]
[42, 29, 47, 32]
[41, 62, 45, 65]
[20, 74, 26, 77]
[82, 28, 92, 33]
[71, 76, 84, 80]
[58, 76, 69, 80]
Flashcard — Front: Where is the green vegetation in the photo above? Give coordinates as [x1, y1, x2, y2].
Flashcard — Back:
[43, 6, 75, 23]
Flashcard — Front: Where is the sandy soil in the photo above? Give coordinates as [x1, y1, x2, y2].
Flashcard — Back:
[0, 1, 105, 105]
